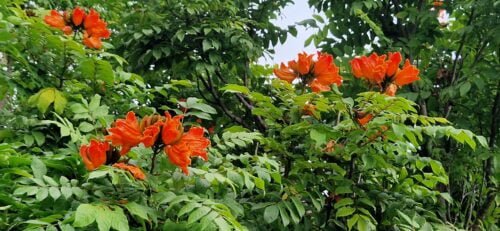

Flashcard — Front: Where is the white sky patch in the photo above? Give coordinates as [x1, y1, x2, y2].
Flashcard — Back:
[258, 1, 318, 65]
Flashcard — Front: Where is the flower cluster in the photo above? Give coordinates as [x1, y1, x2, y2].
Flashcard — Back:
[79, 111, 210, 179]
[273, 52, 343, 92]
[44, 7, 111, 49]
[350, 52, 420, 96]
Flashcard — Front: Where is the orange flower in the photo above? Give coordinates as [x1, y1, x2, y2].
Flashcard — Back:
[310, 52, 342, 92]
[113, 163, 146, 180]
[106, 111, 143, 155]
[72, 7, 86, 26]
[274, 62, 298, 83]
[357, 113, 373, 126]
[165, 141, 192, 174]
[79, 140, 109, 171]
[161, 112, 184, 145]
[180, 127, 211, 161]
[106, 112, 163, 155]
[350, 53, 387, 85]
[393, 59, 420, 86]
[82, 31, 103, 49]
[82, 9, 111, 49]
[164, 127, 210, 175]
[273, 52, 343, 92]
[351, 52, 420, 96]
[44, 10, 66, 29]
[161, 114, 210, 175]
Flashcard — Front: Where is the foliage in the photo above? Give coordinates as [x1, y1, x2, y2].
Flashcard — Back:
[306, 0, 499, 229]
[0, 0, 497, 231]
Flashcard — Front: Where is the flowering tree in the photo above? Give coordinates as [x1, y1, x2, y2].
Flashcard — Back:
[0, 1, 496, 231]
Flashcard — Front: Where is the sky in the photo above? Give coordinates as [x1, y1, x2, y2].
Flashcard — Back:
[258, 1, 318, 65]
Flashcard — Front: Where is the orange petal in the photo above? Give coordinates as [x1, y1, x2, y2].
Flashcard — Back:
[309, 80, 331, 92]
[357, 114, 374, 126]
[72, 7, 86, 26]
[273, 63, 297, 83]
[44, 10, 66, 29]
[297, 52, 313, 75]
[350, 58, 364, 78]
[165, 143, 191, 175]
[386, 52, 402, 77]
[182, 127, 210, 161]
[393, 59, 420, 86]
[113, 163, 146, 180]
[161, 112, 184, 145]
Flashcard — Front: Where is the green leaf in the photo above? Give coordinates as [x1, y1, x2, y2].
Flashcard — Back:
[220, 84, 250, 94]
[310, 128, 326, 147]
[335, 186, 352, 194]
[336, 207, 356, 217]
[429, 160, 444, 175]
[459, 82, 471, 96]
[125, 202, 149, 220]
[357, 215, 370, 231]
[188, 206, 211, 224]
[189, 103, 217, 114]
[263, 205, 279, 223]
[31, 157, 47, 179]
[177, 202, 201, 218]
[32, 132, 45, 146]
[88, 170, 108, 179]
[74, 204, 96, 227]
[278, 203, 290, 227]
[53, 90, 67, 114]
[96, 60, 114, 85]
[347, 214, 359, 231]
[36, 88, 55, 113]
[49, 187, 61, 200]
[79, 122, 95, 133]
[439, 193, 453, 203]
[13, 186, 38, 196]
[109, 206, 129, 231]
[214, 217, 231, 230]
[36, 188, 48, 201]
[254, 177, 265, 190]
[24, 134, 34, 147]
[95, 206, 112, 231]
[334, 198, 354, 209]
[202, 39, 212, 51]
[43, 176, 59, 187]
[61, 186, 72, 199]
[291, 197, 305, 217]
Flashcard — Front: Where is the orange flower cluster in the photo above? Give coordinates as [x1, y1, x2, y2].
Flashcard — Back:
[273, 52, 343, 92]
[105, 112, 162, 155]
[161, 113, 211, 175]
[44, 7, 111, 49]
[350, 52, 420, 96]
[78, 111, 210, 178]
